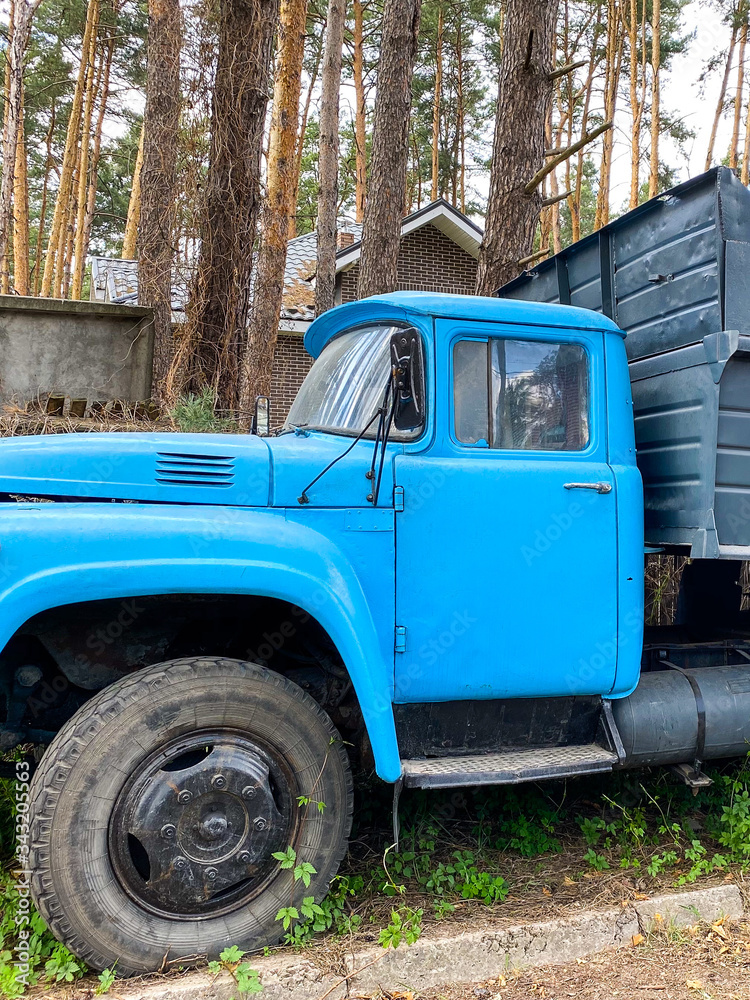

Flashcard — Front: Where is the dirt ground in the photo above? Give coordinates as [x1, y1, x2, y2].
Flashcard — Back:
[368, 920, 750, 1000]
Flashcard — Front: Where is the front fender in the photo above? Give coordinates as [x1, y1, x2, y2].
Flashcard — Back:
[0, 503, 401, 781]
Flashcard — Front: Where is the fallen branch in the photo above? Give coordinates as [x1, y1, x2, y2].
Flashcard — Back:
[518, 248, 551, 268]
[541, 188, 572, 207]
[548, 58, 587, 81]
[525, 121, 613, 194]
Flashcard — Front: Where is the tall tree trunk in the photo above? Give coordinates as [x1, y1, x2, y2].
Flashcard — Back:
[627, 0, 641, 209]
[0, 0, 39, 291]
[731, 14, 747, 169]
[314, 0, 346, 315]
[41, 0, 98, 296]
[71, 17, 101, 299]
[431, 3, 443, 201]
[570, 12, 599, 243]
[352, 0, 367, 222]
[138, 0, 181, 401]
[122, 122, 144, 258]
[648, 0, 660, 197]
[79, 26, 115, 277]
[456, 13, 465, 212]
[547, 104, 562, 254]
[706, 23, 737, 170]
[12, 96, 29, 294]
[357, 0, 421, 298]
[1, 0, 15, 295]
[169, 0, 279, 410]
[743, 50, 750, 184]
[475, 0, 559, 295]
[61, 140, 82, 297]
[33, 99, 55, 295]
[595, 0, 622, 230]
[242, 0, 308, 412]
[290, 30, 323, 237]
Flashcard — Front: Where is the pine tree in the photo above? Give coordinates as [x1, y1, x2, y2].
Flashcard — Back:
[243, 0, 309, 411]
[357, 0, 421, 298]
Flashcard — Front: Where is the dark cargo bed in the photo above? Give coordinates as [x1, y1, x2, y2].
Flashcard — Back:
[498, 167, 750, 558]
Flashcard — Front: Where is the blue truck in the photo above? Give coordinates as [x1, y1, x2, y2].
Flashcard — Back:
[2, 166, 750, 972]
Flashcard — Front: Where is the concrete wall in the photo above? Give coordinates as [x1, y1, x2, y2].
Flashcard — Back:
[0, 296, 154, 407]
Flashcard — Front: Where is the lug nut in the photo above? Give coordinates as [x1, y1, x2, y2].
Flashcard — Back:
[160, 824, 176, 840]
[238, 851, 251, 864]
[174, 856, 187, 871]
[253, 817, 267, 831]
[211, 774, 227, 789]
[206, 867, 218, 881]
[241, 785, 256, 800]
[177, 789, 192, 804]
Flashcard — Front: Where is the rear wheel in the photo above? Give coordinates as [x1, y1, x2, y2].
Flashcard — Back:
[29, 657, 353, 974]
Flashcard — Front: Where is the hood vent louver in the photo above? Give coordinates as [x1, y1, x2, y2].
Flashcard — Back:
[156, 451, 236, 488]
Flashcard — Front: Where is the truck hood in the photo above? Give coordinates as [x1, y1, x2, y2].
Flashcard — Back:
[0, 432, 271, 506]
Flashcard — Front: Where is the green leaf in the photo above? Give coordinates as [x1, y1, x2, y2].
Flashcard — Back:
[275, 906, 299, 931]
[235, 963, 263, 994]
[220, 945, 246, 964]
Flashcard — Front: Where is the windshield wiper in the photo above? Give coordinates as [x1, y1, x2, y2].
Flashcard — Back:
[365, 378, 398, 505]
[297, 399, 387, 505]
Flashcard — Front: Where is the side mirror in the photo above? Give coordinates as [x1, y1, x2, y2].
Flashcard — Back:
[390, 328, 425, 432]
[253, 395, 271, 436]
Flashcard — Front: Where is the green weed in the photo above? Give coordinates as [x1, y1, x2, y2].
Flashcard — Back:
[170, 387, 235, 433]
[207, 946, 262, 998]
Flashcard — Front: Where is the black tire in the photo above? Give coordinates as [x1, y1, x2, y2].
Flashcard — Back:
[29, 657, 353, 974]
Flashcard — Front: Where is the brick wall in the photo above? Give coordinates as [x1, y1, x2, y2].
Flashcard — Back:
[271, 333, 313, 424]
[339, 223, 478, 303]
[272, 223, 479, 422]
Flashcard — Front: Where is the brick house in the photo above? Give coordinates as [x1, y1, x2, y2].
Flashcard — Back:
[274, 199, 483, 417]
[90, 199, 483, 419]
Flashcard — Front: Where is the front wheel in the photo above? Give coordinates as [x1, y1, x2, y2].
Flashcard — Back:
[29, 657, 353, 974]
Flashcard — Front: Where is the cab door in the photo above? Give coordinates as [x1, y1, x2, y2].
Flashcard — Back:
[394, 320, 618, 703]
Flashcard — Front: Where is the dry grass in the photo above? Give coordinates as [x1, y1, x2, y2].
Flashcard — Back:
[0, 405, 171, 437]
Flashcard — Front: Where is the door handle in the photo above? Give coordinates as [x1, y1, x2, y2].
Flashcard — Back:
[564, 481, 612, 494]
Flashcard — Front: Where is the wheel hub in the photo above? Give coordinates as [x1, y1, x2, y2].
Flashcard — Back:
[110, 733, 294, 917]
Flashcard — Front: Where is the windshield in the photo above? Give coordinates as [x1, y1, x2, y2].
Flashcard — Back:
[285, 324, 420, 437]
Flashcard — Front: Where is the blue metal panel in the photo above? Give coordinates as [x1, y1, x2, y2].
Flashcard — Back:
[0, 432, 271, 506]
[603, 334, 644, 697]
[393, 318, 621, 703]
[304, 291, 623, 358]
[715, 352, 750, 547]
[0, 502, 402, 781]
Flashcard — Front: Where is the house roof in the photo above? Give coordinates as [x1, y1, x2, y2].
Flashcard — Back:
[90, 256, 190, 324]
[334, 199, 483, 272]
[280, 222, 362, 326]
[89, 200, 483, 330]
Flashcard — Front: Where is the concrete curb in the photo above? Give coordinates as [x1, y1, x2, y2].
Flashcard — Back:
[118, 884, 743, 1000]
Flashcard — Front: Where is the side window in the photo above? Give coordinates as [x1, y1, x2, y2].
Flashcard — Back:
[453, 339, 489, 445]
[453, 338, 589, 451]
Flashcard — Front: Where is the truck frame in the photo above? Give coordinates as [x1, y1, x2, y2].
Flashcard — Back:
[1, 167, 749, 973]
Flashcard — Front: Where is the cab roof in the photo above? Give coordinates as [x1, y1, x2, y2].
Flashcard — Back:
[304, 290, 625, 358]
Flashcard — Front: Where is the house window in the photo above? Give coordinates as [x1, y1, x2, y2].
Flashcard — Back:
[453, 338, 589, 451]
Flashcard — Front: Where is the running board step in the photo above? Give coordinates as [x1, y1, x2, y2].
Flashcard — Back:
[401, 744, 619, 789]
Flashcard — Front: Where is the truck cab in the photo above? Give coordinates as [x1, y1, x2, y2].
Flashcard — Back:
[282, 291, 643, 708]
